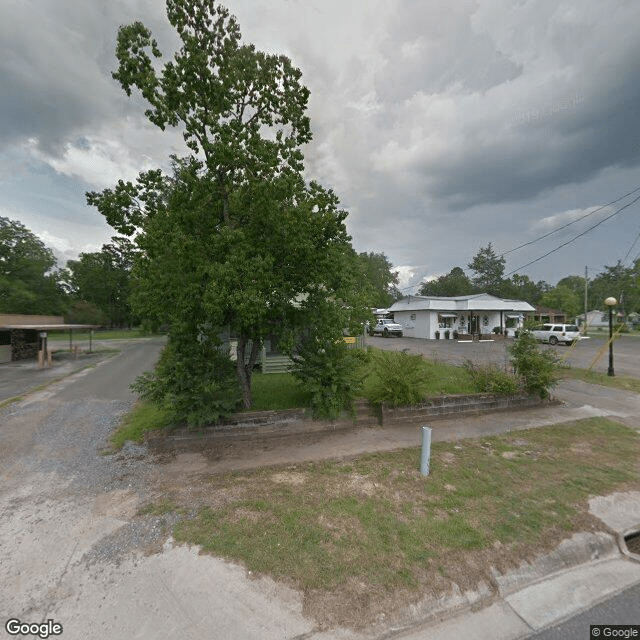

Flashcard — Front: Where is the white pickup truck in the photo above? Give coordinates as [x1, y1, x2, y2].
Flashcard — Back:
[369, 318, 403, 337]
[530, 323, 581, 346]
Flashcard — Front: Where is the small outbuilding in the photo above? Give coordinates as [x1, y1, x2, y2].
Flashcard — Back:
[0, 314, 99, 364]
[389, 293, 535, 340]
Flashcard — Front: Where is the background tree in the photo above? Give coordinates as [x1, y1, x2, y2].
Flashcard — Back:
[353, 251, 400, 307]
[0, 217, 66, 314]
[90, 0, 365, 415]
[501, 273, 549, 305]
[539, 285, 582, 320]
[589, 261, 638, 317]
[66, 237, 137, 327]
[418, 266, 474, 297]
[467, 243, 506, 296]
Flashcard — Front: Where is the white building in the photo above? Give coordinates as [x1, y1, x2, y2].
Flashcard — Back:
[389, 293, 535, 340]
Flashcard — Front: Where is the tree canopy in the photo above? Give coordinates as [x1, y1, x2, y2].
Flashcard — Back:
[65, 237, 138, 327]
[0, 217, 65, 314]
[89, 0, 365, 416]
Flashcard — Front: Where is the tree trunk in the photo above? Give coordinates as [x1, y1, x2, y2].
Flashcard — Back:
[236, 335, 251, 409]
[236, 333, 261, 409]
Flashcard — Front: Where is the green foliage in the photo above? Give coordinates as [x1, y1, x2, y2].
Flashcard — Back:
[64, 300, 109, 325]
[250, 373, 312, 411]
[509, 329, 559, 398]
[539, 285, 582, 320]
[131, 332, 242, 427]
[463, 361, 520, 395]
[467, 243, 506, 296]
[89, 1, 365, 411]
[291, 340, 368, 419]
[362, 348, 431, 407]
[419, 266, 474, 297]
[0, 217, 66, 314]
[353, 251, 400, 307]
[65, 236, 138, 327]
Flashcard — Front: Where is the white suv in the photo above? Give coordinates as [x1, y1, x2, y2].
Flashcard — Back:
[531, 323, 581, 346]
[370, 318, 403, 337]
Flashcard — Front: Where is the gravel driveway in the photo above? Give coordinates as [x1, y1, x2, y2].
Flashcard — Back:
[0, 340, 324, 640]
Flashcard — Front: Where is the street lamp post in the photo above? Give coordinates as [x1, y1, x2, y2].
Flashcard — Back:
[604, 297, 617, 377]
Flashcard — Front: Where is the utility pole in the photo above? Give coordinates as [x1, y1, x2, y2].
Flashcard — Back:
[583, 266, 588, 336]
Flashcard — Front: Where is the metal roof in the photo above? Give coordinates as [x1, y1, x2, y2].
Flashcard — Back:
[389, 293, 535, 313]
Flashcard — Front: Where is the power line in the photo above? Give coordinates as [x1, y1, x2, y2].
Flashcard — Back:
[621, 226, 640, 265]
[501, 184, 640, 257]
[504, 192, 640, 277]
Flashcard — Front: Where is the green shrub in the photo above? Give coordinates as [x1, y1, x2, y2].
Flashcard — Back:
[509, 330, 558, 399]
[463, 361, 520, 395]
[291, 340, 368, 419]
[131, 335, 242, 427]
[363, 349, 431, 407]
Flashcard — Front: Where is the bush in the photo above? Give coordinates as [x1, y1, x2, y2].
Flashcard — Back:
[131, 335, 242, 427]
[363, 349, 431, 407]
[463, 361, 520, 395]
[291, 340, 367, 419]
[509, 330, 558, 399]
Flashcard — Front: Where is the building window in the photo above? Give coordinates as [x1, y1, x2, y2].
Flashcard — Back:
[438, 314, 455, 328]
[410, 313, 416, 321]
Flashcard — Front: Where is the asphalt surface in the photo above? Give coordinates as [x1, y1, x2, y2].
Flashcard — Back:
[364, 333, 640, 379]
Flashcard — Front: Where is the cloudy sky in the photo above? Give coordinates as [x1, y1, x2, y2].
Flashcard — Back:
[1, 0, 639, 291]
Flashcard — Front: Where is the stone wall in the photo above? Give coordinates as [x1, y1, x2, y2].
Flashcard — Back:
[380, 393, 546, 427]
[149, 394, 548, 453]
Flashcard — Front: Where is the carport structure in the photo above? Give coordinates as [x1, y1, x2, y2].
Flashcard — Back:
[0, 314, 100, 364]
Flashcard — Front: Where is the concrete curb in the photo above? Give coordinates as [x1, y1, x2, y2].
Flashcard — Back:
[353, 530, 640, 640]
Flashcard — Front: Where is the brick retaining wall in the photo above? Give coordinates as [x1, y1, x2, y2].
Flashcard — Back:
[380, 393, 547, 427]
[148, 393, 551, 453]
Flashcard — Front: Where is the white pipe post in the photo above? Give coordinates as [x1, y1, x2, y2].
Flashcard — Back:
[421, 426, 432, 476]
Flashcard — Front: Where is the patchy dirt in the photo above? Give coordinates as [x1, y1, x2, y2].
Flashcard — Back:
[141, 441, 622, 632]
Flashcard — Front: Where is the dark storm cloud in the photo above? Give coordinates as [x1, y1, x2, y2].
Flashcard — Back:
[426, 51, 640, 210]
[0, 0, 173, 154]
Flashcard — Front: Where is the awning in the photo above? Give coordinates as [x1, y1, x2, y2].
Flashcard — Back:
[438, 313, 458, 318]
[505, 314, 522, 318]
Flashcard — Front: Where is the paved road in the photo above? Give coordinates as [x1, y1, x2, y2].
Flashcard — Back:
[525, 581, 640, 639]
[365, 333, 640, 378]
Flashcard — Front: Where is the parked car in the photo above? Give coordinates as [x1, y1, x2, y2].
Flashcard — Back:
[530, 323, 581, 346]
[370, 318, 403, 337]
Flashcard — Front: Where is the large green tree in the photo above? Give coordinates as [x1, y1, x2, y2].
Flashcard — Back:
[0, 217, 65, 314]
[89, 0, 363, 413]
[353, 251, 400, 307]
[65, 237, 138, 327]
[467, 243, 506, 296]
[418, 266, 474, 297]
[589, 261, 639, 316]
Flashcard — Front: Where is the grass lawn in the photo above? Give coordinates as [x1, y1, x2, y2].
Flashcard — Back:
[159, 417, 640, 627]
[109, 401, 173, 450]
[251, 353, 480, 413]
[560, 367, 640, 393]
[110, 351, 511, 447]
[250, 372, 312, 411]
